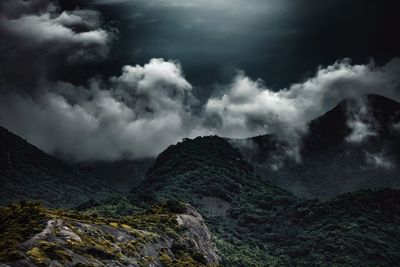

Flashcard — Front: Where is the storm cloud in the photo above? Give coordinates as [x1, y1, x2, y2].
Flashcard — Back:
[2, 57, 400, 162]
[88, 0, 400, 90]
[1, 0, 400, 162]
[0, 59, 207, 161]
[0, 0, 114, 92]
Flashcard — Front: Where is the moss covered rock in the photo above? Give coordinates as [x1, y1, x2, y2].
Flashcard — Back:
[0, 202, 219, 267]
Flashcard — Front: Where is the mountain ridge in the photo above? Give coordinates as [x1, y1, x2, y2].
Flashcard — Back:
[2, 94, 400, 266]
[0, 125, 117, 207]
[125, 131, 400, 266]
[240, 94, 400, 198]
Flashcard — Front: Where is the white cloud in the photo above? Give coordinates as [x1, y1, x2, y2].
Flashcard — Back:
[0, 59, 206, 161]
[2, 56, 400, 162]
[2, 57, 400, 162]
[346, 120, 377, 143]
[365, 152, 394, 169]
[1, 1, 400, 162]
[205, 59, 400, 162]
[0, 11, 112, 58]
[0, 0, 115, 69]
[345, 99, 378, 143]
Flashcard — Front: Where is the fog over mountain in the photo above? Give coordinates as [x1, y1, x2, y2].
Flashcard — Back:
[2, 2, 400, 266]
[1, 0, 400, 162]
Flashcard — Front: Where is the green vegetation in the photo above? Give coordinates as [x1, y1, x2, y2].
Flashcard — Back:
[0, 126, 117, 208]
[125, 136, 400, 266]
[0, 202, 48, 262]
[0, 201, 217, 266]
[3, 131, 400, 266]
[77, 196, 143, 217]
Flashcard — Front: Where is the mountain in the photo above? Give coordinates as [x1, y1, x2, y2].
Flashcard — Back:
[132, 136, 295, 213]
[0, 126, 117, 207]
[2, 126, 400, 266]
[77, 159, 154, 193]
[243, 94, 400, 198]
[127, 135, 400, 266]
[0, 201, 219, 266]
[3, 95, 400, 266]
[128, 136, 297, 265]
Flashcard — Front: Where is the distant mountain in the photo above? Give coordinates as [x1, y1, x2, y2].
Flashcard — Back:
[0, 126, 116, 207]
[242, 94, 400, 198]
[77, 159, 154, 193]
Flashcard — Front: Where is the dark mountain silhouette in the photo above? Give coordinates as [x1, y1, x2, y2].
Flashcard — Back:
[77, 158, 154, 193]
[243, 94, 400, 198]
[0, 126, 116, 207]
[306, 94, 400, 149]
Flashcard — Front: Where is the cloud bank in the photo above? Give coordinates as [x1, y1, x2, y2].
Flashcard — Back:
[0, 59, 206, 161]
[205, 59, 400, 161]
[0, 0, 114, 92]
[1, 0, 400, 162]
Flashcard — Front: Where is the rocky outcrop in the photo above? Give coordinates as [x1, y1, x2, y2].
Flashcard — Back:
[176, 205, 220, 265]
[0, 202, 219, 267]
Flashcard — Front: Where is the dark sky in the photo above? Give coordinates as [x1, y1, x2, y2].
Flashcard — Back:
[1, 0, 400, 161]
[75, 0, 400, 93]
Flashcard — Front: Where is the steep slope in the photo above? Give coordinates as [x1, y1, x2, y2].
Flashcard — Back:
[0, 201, 219, 267]
[132, 136, 295, 214]
[244, 94, 400, 198]
[129, 136, 298, 265]
[0, 126, 116, 207]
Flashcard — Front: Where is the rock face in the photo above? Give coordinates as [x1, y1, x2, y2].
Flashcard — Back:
[0, 202, 219, 267]
[176, 205, 219, 266]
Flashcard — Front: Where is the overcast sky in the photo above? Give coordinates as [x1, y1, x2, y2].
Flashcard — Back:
[89, 0, 400, 89]
[1, 0, 400, 161]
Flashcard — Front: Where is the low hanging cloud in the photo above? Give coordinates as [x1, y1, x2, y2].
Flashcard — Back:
[393, 122, 400, 132]
[206, 59, 400, 139]
[365, 152, 394, 169]
[1, 0, 400, 162]
[205, 59, 400, 162]
[345, 98, 378, 143]
[0, 59, 206, 161]
[0, 1, 207, 162]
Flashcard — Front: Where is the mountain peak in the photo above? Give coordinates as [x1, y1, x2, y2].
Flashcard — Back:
[307, 94, 400, 147]
[133, 136, 258, 204]
[242, 94, 400, 199]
